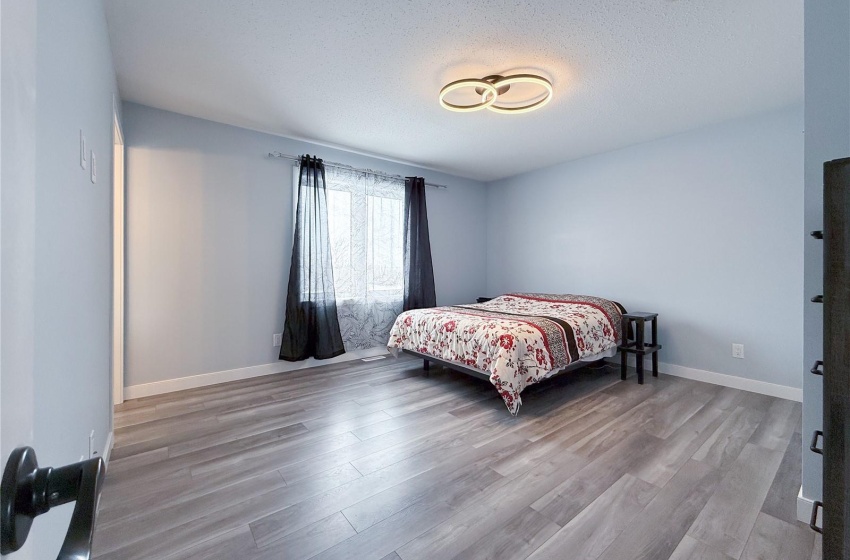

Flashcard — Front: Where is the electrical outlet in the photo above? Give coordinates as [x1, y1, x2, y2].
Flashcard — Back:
[80, 130, 87, 170]
[273, 333, 282, 347]
[732, 343, 745, 359]
[90, 151, 97, 183]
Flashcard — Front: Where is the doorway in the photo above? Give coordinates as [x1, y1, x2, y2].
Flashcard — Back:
[112, 105, 125, 408]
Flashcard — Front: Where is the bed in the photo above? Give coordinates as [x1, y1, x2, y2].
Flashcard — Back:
[387, 293, 626, 414]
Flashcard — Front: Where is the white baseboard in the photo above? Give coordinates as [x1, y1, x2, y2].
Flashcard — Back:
[123, 347, 390, 400]
[798, 486, 820, 528]
[607, 355, 802, 402]
[103, 430, 114, 465]
[125, 347, 802, 403]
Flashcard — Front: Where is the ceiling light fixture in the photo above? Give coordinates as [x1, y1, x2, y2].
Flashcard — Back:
[438, 78, 498, 112]
[439, 73, 553, 114]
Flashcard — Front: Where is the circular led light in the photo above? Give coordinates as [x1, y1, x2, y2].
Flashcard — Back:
[487, 74, 553, 114]
[439, 78, 498, 112]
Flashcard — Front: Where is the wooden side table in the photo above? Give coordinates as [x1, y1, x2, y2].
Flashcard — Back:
[619, 312, 662, 384]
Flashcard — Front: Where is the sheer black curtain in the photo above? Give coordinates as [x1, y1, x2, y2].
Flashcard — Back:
[403, 177, 437, 311]
[280, 156, 345, 361]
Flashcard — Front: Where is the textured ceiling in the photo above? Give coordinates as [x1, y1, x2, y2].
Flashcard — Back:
[104, 0, 803, 181]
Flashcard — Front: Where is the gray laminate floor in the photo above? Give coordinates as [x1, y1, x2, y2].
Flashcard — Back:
[93, 354, 820, 560]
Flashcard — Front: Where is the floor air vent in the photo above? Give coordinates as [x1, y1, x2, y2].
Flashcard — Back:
[361, 355, 387, 362]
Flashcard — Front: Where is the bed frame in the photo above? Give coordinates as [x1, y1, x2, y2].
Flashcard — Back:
[401, 349, 589, 382]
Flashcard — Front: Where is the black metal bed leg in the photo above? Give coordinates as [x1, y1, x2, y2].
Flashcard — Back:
[423, 359, 430, 372]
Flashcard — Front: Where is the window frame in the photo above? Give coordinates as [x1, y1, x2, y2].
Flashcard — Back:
[291, 164, 405, 303]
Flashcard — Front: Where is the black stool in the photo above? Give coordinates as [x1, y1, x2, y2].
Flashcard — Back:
[619, 312, 661, 384]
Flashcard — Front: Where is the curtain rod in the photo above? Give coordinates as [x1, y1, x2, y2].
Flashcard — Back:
[267, 151, 448, 190]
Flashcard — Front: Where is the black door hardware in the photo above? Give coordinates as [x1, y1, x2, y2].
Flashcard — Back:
[811, 360, 824, 376]
[811, 431, 824, 455]
[811, 230, 823, 239]
[811, 501, 823, 534]
[1, 446, 105, 559]
[812, 295, 824, 303]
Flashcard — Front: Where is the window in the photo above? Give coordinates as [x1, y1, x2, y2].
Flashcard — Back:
[366, 190, 404, 294]
[326, 188, 354, 298]
[292, 165, 404, 350]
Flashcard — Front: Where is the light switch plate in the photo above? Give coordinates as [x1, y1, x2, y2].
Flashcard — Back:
[90, 151, 97, 183]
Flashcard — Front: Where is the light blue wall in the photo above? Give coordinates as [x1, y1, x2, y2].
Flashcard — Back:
[801, 0, 850, 506]
[0, 1, 38, 556]
[485, 106, 804, 390]
[122, 102, 488, 387]
[1, 0, 119, 558]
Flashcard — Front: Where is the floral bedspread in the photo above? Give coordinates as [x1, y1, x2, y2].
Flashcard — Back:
[387, 293, 625, 414]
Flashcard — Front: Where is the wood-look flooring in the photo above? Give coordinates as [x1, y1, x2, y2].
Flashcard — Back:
[93, 354, 820, 560]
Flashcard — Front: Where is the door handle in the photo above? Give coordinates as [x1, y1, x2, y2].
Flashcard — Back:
[810, 430, 824, 455]
[1, 446, 105, 559]
[810, 500, 823, 534]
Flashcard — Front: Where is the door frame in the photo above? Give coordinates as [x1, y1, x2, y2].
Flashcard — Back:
[112, 103, 125, 407]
